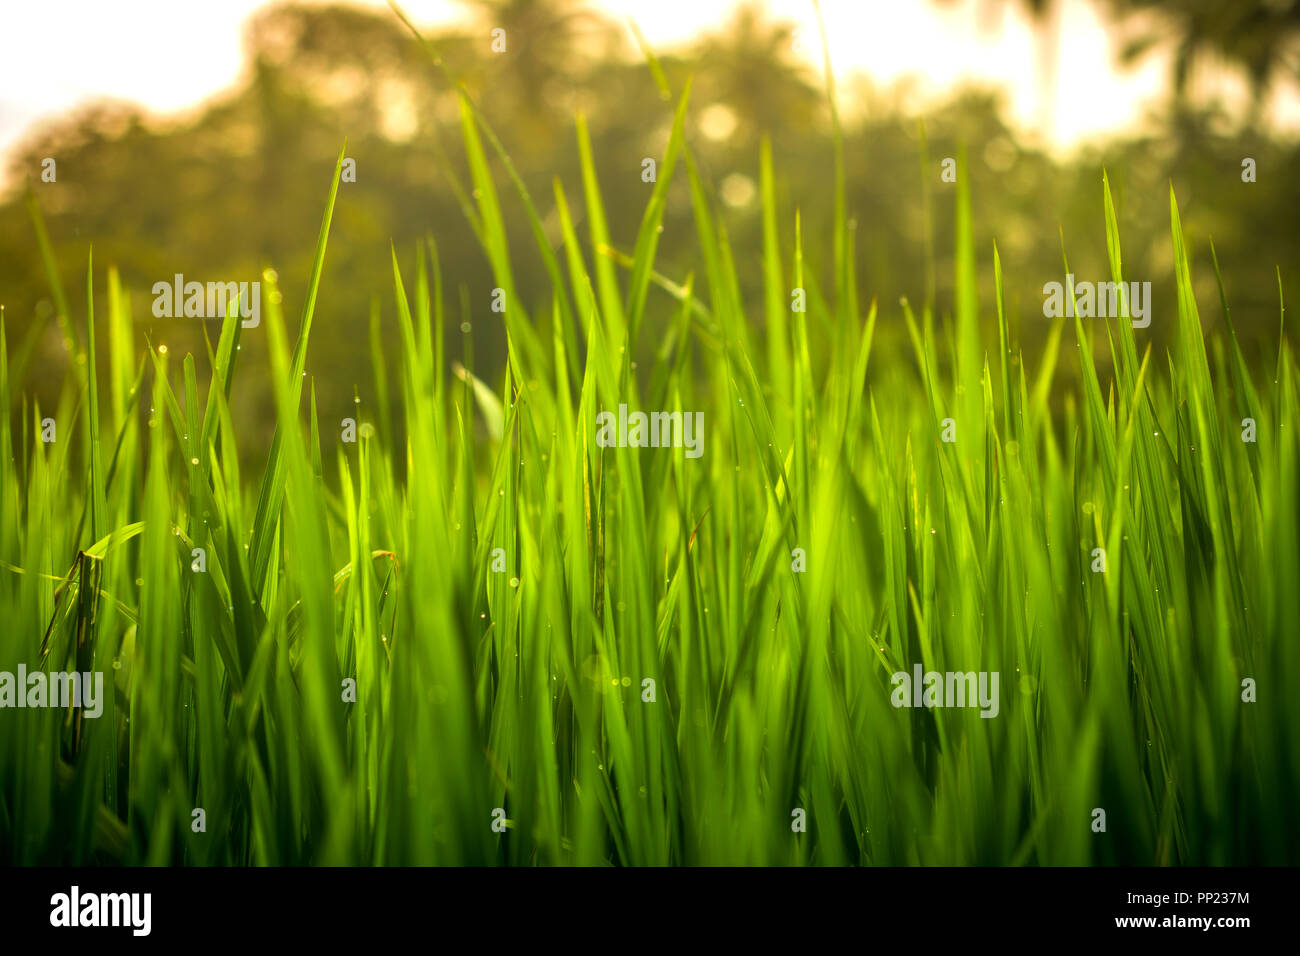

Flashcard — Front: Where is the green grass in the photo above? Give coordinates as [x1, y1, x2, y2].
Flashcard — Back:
[1, 9, 1297, 866]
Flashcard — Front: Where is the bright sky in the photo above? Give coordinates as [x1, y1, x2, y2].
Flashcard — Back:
[1, 0, 1296, 167]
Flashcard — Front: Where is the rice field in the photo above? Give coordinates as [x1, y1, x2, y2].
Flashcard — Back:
[1, 5, 1296, 867]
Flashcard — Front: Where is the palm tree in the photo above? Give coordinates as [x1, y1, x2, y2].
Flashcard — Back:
[935, 0, 1065, 144]
[977, 0, 1300, 124]
[1106, 0, 1300, 124]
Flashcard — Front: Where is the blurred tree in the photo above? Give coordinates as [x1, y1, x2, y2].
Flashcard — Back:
[691, 3, 819, 140]
[462, 0, 616, 136]
[1107, 0, 1300, 122]
[957, 0, 1300, 124]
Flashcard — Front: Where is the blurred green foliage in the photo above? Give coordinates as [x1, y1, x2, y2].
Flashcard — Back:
[2, 0, 1295, 444]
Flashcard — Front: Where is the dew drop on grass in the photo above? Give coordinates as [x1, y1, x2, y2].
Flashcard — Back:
[509, 577, 519, 588]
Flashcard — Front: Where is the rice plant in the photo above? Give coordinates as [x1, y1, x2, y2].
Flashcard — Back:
[0, 5, 1296, 867]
